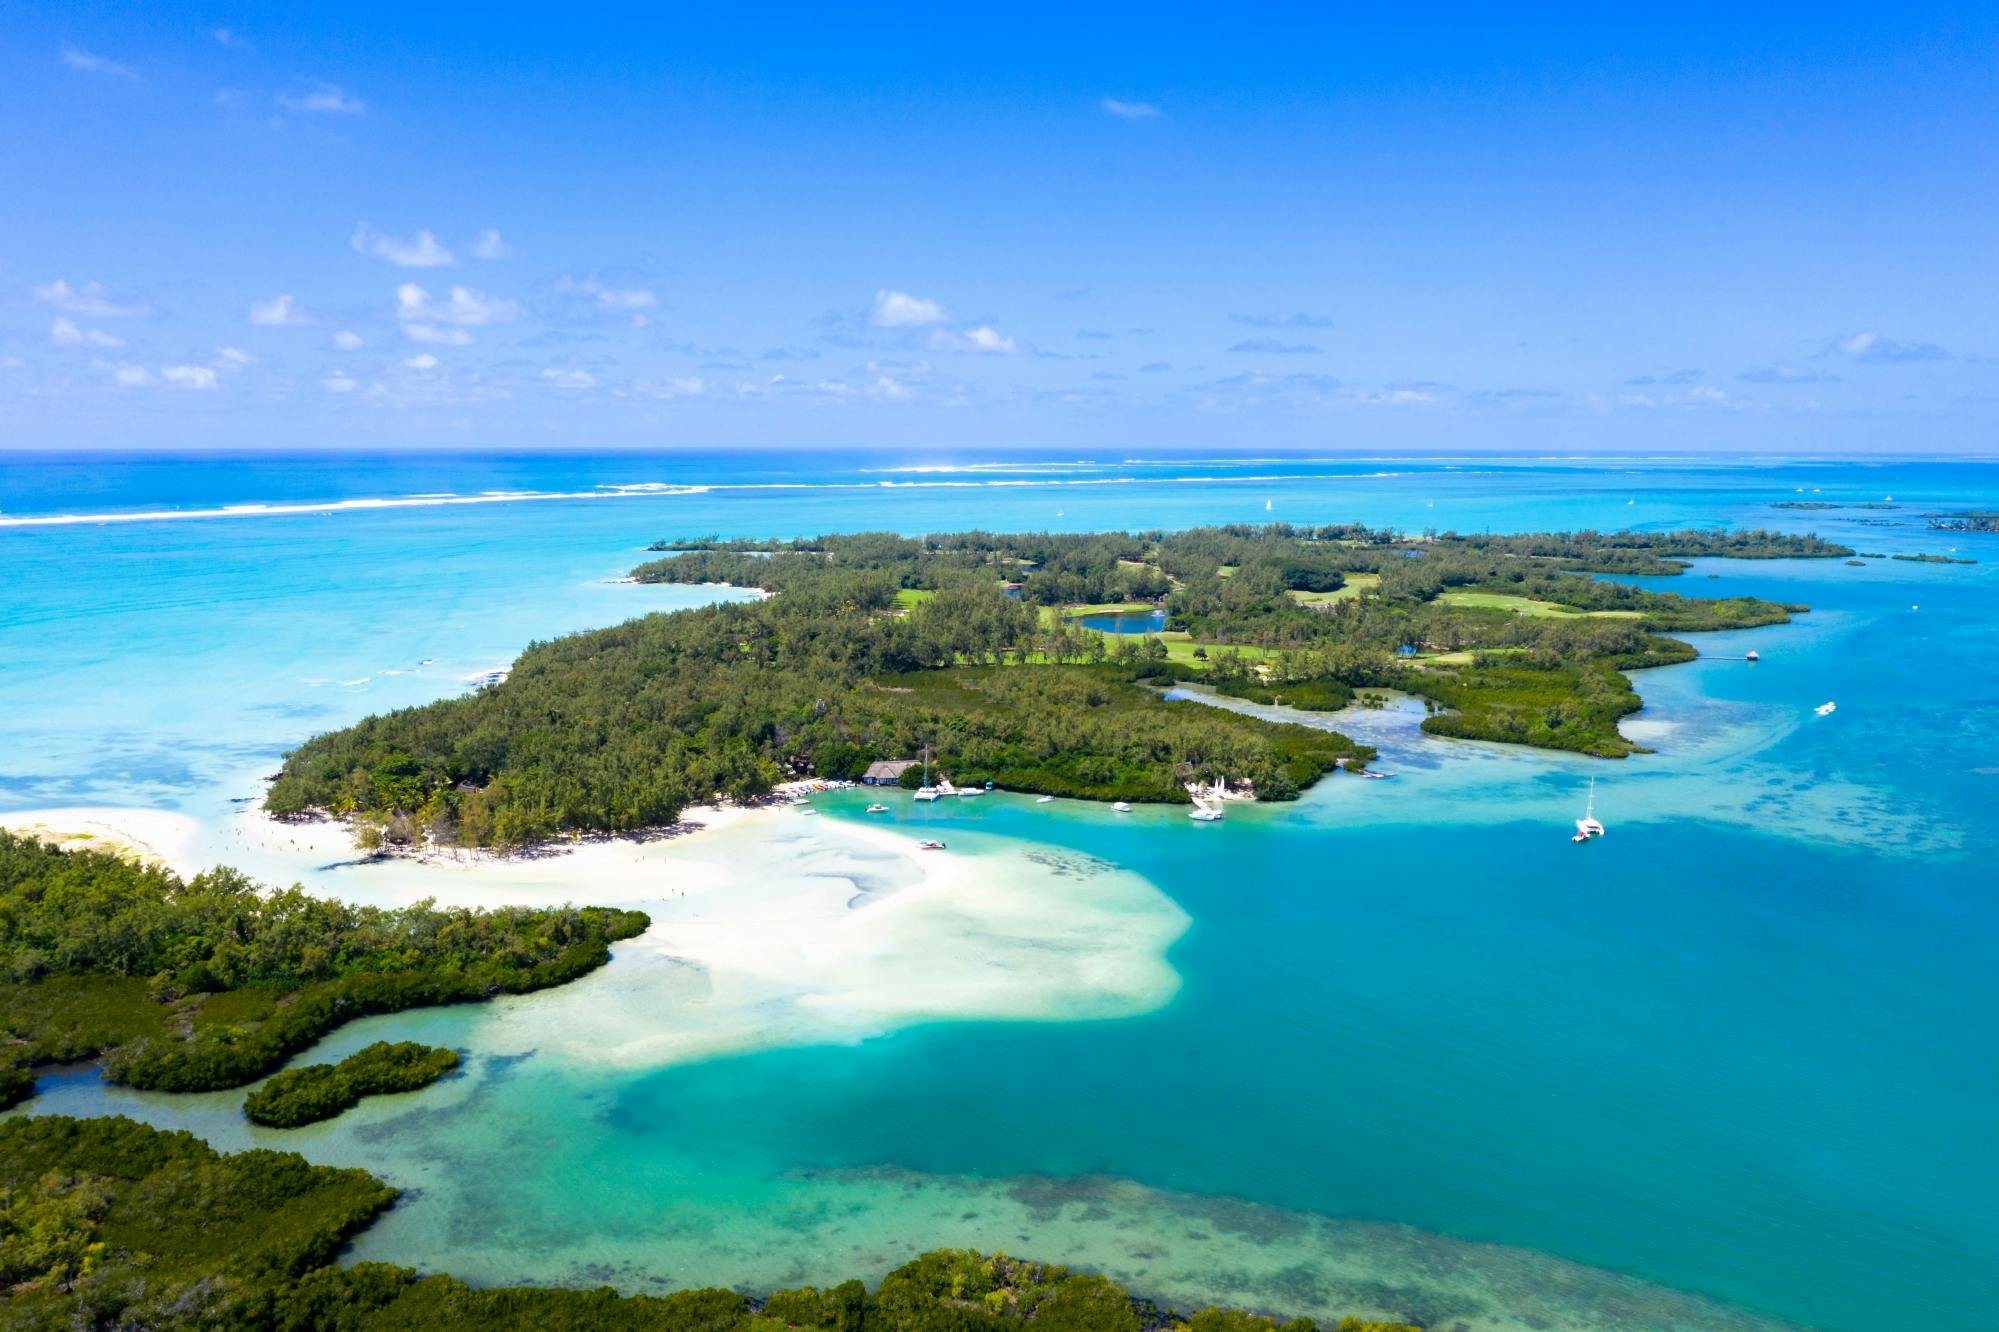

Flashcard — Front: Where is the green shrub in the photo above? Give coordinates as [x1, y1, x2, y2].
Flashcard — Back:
[245, 1042, 459, 1128]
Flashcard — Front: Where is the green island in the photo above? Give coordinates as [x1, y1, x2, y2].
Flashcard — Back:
[0, 830, 646, 1110]
[1924, 511, 1999, 532]
[0, 1114, 1415, 1332]
[243, 1041, 460, 1128]
[262, 524, 1842, 848]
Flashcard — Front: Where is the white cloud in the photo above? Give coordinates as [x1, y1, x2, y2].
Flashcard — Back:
[331, 330, 364, 350]
[212, 28, 248, 49]
[354, 225, 454, 268]
[322, 373, 359, 393]
[542, 368, 596, 389]
[61, 46, 135, 79]
[870, 377, 915, 402]
[559, 277, 657, 310]
[162, 364, 219, 390]
[278, 84, 364, 115]
[470, 228, 509, 260]
[932, 325, 1016, 354]
[1824, 330, 1949, 364]
[397, 283, 517, 327]
[404, 353, 439, 369]
[249, 293, 309, 326]
[49, 317, 124, 349]
[597, 286, 655, 310]
[34, 279, 147, 318]
[111, 364, 153, 387]
[1101, 97, 1161, 119]
[871, 290, 946, 327]
[215, 347, 253, 368]
[402, 324, 475, 346]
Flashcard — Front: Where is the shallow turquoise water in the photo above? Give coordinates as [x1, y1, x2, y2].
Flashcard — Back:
[4, 453, 1996, 1331]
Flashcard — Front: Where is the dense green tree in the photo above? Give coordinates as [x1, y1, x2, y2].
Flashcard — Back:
[268, 523, 1821, 846]
[0, 832, 645, 1105]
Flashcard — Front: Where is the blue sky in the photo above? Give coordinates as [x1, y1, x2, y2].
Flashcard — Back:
[3, 4, 1996, 452]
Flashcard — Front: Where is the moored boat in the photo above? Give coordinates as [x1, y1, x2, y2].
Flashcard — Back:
[1572, 777, 1606, 842]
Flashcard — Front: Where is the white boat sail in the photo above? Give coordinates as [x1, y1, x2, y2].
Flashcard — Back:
[912, 745, 943, 801]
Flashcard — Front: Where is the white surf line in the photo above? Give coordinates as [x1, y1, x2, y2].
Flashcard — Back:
[0, 472, 1398, 530]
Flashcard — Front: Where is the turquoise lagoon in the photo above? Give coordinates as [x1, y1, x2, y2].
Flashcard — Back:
[3, 453, 1996, 1331]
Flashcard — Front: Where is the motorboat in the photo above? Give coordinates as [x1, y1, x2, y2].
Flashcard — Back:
[1035, 795, 1055, 804]
[1814, 701, 1837, 716]
[1112, 801, 1132, 813]
[865, 803, 889, 814]
[917, 839, 946, 850]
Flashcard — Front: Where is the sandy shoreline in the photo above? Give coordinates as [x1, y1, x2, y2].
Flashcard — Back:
[2, 784, 1189, 1073]
[1, 778, 822, 882]
[0, 806, 206, 874]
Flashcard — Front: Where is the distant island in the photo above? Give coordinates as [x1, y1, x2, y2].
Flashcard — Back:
[1925, 511, 1999, 533]
[262, 525, 1841, 849]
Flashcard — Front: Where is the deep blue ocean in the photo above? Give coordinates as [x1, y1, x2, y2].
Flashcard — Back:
[3, 451, 1995, 1331]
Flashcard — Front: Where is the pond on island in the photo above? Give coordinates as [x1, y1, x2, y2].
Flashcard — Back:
[1071, 607, 1166, 634]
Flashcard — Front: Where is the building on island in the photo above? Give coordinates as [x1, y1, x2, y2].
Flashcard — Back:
[861, 760, 919, 786]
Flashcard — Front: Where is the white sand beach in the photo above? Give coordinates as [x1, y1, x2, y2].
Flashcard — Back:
[0, 806, 205, 873]
[2, 793, 1189, 1073]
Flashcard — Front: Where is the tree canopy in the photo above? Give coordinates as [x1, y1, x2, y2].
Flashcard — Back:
[267, 523, 1826, 846]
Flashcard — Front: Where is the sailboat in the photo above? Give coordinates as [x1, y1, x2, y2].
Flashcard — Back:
[912, 745, 942, 801]
[1572, 777, 1606, 843]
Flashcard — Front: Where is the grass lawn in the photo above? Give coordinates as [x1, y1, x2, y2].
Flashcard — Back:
[1287, 573, 1380, 605]
[1440, 590, 1641, 618]
[1062, 601, 1160, 617]
[893, 588, 935, 609]
[1156, 631, 1276, 665]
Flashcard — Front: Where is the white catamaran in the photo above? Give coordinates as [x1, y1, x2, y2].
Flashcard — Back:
[1572, 777, 1606, 843]
[912, 745, 943, 801]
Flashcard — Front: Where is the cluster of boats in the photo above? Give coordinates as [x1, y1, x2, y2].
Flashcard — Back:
[908, 747, 989, 803]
